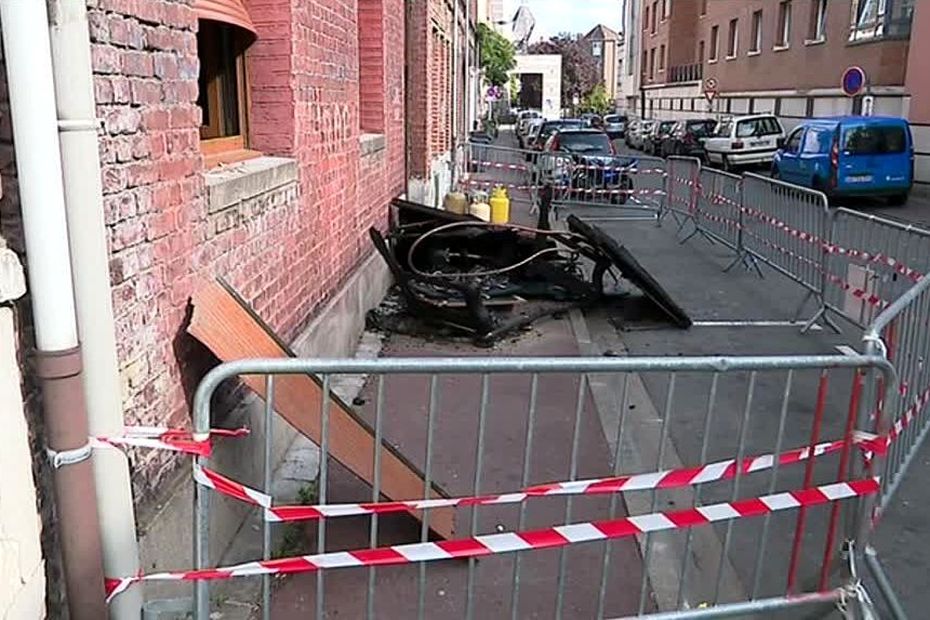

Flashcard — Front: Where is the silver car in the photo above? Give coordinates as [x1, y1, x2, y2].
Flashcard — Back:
[603, 114, 627, 139]
[628, 120, 656, 150]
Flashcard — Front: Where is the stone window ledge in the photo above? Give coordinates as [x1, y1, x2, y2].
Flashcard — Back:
[360, 133, 387, 157]
[204, 156, 299, 214]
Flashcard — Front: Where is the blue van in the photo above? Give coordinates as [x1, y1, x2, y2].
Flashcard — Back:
[772, 116, 914, 205]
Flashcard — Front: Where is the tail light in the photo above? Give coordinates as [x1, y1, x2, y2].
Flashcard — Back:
[731, 141, 744, 150]
[829, 133, 839, 189]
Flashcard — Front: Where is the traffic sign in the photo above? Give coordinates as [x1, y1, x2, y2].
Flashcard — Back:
[704, 90, 718, 103]
[703, 77, 719, 92]
[841, 66, 867, 97]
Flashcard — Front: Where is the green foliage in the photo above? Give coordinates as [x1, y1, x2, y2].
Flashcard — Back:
[273, 482, 318, 559]
[528, 33, 600, 108]
[581, 83, 612, 115]
[478, 23, 517, 86]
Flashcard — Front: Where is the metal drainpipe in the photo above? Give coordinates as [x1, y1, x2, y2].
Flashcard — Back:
[47, 1, 144, 617]
[0, 1, 107, 618]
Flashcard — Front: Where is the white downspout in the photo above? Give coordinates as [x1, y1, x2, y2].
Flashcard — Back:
[47, 2, 143, 618]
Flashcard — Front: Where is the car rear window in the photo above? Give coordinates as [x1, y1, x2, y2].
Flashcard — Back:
[686, 120, 717, 137]
[715, 121, 733, 137]
[557, 132, 612, 153]
[604, 115, 623, 123]
[561, 120, 585, 129]
[842, 124, 908, 155]
[736, 117, 782, 138]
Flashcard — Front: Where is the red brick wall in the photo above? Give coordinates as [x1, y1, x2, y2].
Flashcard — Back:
[39, 0, 405, 501]
[406, 0, 469, 180]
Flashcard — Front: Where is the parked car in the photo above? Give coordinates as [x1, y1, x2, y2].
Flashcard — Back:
[772, 116, 913, 205]
[541, 129, 633, 204]
[580, 113, 603, 129]
[516, 110, 542, 139]
[603, 114, 627, 139]
[625, 119, 641, 148]
[703, 114, 785, 171]
[533, 119, 584, 151]
[661, 119, 718, 158]
[520, 117, 544, 149]
[644, 120, 677, 156]
[628, 120, 655, 150]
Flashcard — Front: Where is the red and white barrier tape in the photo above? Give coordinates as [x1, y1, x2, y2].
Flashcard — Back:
[466, 160, 531, 172]
[91, 427, 249, 457]
[823, 245, 924, 283]
[104, 477, 879, 602]
[194, 436, 869, 522]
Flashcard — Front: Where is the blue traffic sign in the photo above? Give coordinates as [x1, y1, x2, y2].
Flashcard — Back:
[841, 66, 867, 97]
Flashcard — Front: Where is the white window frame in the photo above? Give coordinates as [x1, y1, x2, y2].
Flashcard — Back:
[849, 0, 888, 41]
[749, 10, 763, 54]
[726, 18, 739, 59]
[775, 0, 792, 49]
[808, 0, 828, 43]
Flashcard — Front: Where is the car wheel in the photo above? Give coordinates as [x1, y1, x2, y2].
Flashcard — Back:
[888, 193, 909, 206]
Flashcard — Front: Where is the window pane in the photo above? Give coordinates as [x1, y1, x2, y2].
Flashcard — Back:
[557, 132, 612, 152]
[736, 121, 758, 138]
[842, 125, 907, 154]
[198, 20, 246, 141]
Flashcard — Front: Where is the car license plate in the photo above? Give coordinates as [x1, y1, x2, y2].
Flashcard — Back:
[846, 175, 873, 183]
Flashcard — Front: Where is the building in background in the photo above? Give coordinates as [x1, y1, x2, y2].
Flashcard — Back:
[624, 0, 927, 186]
[405, 0, 477, 207]
[620, 0, 644, 115]
[583, 24, 622, 103]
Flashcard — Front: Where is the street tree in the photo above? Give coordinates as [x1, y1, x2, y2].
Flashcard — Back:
[581, 83, 612, 115]
[528, 33, 601, 108]
[478, 23, 517, 86]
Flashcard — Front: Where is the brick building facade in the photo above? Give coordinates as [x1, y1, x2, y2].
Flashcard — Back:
[627, 0, 927, 185]
[405, 0, 475, 207]
[2, 0, 408, 608]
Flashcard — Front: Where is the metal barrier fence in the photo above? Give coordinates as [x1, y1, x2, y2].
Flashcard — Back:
[661, 156, 700, 227]
[545, 152, 668, 222]
[177, 355, 895, 619]
[456, 141, 668, 222]
[825, 209, 930, 329]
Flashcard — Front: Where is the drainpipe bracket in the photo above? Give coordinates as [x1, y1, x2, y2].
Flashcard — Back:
[57, 118, 103, 133]
[46, 441, 93, 469]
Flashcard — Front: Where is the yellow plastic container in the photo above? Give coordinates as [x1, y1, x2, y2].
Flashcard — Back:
[444, 191, 468, 215]
[489, 187, 510, 224]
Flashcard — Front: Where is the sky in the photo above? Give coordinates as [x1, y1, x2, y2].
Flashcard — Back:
[502, 0, 623, 42]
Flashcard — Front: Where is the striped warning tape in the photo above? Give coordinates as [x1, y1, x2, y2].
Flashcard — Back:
[104, 477, 880, 602]
[823, 245, 924, 283]
[194, 436, 873, 522]
[91, 427, 249, 457]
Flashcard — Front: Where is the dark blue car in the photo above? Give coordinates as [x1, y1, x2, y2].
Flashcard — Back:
[772, 116, 914, 205]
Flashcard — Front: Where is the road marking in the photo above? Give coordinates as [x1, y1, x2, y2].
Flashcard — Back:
[836, 345, 860, 357]
[692, 320, 823, 331]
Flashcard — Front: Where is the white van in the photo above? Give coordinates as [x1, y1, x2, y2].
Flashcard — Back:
[703, 114, 785, 171]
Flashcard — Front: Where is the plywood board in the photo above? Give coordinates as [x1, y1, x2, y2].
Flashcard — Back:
[188, 279, 455, 539]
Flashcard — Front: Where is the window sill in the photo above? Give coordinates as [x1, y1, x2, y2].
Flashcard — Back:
[359, 133, 386, 157]
[725, 54, 737, 61]
[773, 44, 791, 52]
[204, 156, 299, 214]
[805, 37, 826, 46]
[747, 49, 761, 56]
[708, 58, 718, 64]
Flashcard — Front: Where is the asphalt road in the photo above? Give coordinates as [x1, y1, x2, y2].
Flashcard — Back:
[612, 138, 930, 229]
